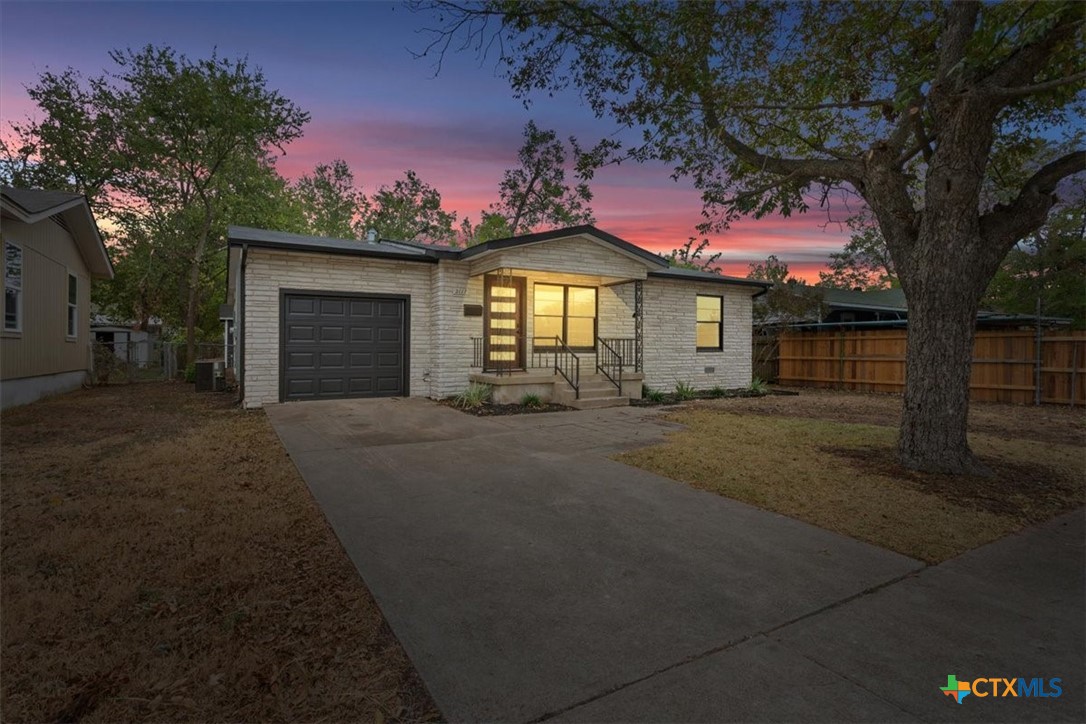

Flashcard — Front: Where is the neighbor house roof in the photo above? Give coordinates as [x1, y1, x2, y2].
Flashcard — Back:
[818, 287, 907, 312]
[1, 186, 114, 279]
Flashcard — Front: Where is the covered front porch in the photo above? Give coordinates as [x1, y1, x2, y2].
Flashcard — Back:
[466, 268, 646, 405]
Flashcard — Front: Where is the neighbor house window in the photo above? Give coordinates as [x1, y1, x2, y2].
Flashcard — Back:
[534, 283, 596, 350]
[66, 273, 78, 339]
[4, 242, 22, 332]
[696, 295, 722, 351]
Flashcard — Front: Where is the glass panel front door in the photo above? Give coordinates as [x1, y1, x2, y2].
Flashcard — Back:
[484, 275, 525, 370]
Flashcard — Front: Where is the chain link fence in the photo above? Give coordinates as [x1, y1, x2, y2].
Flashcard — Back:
[92, 339, 231, 384]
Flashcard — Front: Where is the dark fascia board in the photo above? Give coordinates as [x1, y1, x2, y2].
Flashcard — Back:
[457, 224, 668, 268]
[648, 268, 772, 292]
[825, 301, 908, 313]
[227, 226, 438, 264]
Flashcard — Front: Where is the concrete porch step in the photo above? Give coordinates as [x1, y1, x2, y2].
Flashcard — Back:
[568, 396, 630, 410]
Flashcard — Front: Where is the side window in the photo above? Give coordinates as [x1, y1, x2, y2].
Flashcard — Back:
[696, 295, 722, 351]
[67, 273, 78, 338]
[4, 242, 22, 332]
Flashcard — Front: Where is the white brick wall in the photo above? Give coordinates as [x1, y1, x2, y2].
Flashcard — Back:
[242, 249, 434, 407]
[240, 245, 756, 405]
[638, 278, 754, 392]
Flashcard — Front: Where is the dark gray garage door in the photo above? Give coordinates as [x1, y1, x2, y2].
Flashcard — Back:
[281, 293, 407, 401]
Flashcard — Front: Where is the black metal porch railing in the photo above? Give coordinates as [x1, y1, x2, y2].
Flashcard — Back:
[471, 335, 564, 375]
[599, 338, 640, 372]
[552, 336, 580, 399]
[596, 337, 623, 394]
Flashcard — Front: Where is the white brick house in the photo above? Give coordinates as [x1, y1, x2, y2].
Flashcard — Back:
[225, 225, 767, 409]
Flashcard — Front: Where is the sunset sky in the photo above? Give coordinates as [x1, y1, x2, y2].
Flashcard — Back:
[0, 1, 854, 279]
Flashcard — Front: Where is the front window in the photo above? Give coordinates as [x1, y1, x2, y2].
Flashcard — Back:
[534, 283, 596, 350]
[697, 295, 722, 351]
[4, 242, 22, 332]
[67, 273, 78, 338]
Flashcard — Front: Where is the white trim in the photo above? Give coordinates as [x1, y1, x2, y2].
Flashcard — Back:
[66, 270, 78, 340]
[4, 240, 23, 333]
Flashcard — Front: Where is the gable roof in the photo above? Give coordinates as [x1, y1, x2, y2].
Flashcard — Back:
[227, 223, 772, 294]
[1, 187, 114, 279]
[458, 225, 668, 268]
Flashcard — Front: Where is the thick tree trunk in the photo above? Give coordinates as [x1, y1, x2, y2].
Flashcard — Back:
[898, 274, 985, 474]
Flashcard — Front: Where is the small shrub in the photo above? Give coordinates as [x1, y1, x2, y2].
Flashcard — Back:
[520, 393, 544, 408]
[674, 381, 696, 401]
[709, 385, 727, 398]
[184, 362, 197, 383]
[747, 377, 769, 395]
[643, 386, 666, 403]
[453, 382, 491, 409]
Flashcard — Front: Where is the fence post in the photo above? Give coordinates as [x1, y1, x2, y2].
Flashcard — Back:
[836, 331, 845, 390]
[1070, 342, 1079, 409]
[1034, 297, 1042, 406]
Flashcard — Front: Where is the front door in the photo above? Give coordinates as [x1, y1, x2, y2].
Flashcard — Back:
[483, 275, 525, 370]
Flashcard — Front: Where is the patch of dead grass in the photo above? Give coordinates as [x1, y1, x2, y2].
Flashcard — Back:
[616, 409, 1085, 564]
[1, 382, 438, 723]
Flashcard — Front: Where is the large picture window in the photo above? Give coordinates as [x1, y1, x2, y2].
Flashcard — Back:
[534, 283, 596, 350]
[4, 242, 22, 332]
[696, 295, 722, 351]
[67, 273, 78, 339]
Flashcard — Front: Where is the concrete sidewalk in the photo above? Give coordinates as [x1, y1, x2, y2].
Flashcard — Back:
[266, 398, 1084, 722]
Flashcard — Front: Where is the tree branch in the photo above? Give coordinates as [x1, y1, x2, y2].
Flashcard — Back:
[980, 150, 1086, 250]
[987, 70, 1086, 100]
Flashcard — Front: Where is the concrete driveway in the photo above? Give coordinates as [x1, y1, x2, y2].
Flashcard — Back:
[266, 398, 1084, 723]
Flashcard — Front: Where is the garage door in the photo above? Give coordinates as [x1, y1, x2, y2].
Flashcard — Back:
[281, 293, 407, 401]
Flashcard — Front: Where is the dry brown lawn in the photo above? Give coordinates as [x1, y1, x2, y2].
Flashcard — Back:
[1, 382, 438, 723]
[617, 390, 1085, 563]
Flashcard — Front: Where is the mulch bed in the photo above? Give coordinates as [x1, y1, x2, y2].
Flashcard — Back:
[440, 400, 574, 416]
[632, 388, 770, 406]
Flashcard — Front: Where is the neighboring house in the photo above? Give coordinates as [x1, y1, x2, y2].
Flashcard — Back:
[764, 286, 1070, 330]
[90, 314, 158, 368]
[226, 224, 769, 409]
[1, 187, 114, 409]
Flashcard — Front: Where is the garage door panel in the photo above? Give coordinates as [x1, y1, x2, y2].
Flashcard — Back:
[320, 299, 346, 316]
[349, 326, 374, 342]
[377, 327, 401, 342]
[350, 300, 374, 317]
[283, 293, 406, 401]
[349, 352, 374, 367]
[287, 351, 315, 369]
[286, 378, 315, 396]
[319, 325, 345, 342]
[348, 377, 374, 394]
[319, 351, 345, 368]
[376, 376, 402, 392]
[318, 377, 346, 395]
[288, 325, 315, 342]
[288, 298, 315, 315]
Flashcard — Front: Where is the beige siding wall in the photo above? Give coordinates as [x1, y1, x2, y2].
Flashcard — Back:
[468, 235, 650, 280]
[242, 249, 434, 408]
[0, 218, 93, 381]
[636, 278, 754, 392]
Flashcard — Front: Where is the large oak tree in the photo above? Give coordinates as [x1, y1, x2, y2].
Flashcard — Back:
[416, 0, 1085, 473]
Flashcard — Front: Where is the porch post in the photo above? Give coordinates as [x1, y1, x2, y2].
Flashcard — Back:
[634, 280, 643, 373]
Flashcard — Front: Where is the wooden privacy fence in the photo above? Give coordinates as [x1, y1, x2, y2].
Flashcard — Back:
[776, 329, 1086, 405]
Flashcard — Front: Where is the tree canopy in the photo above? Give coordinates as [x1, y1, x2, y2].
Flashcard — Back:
[415, 0, 1086, 474]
